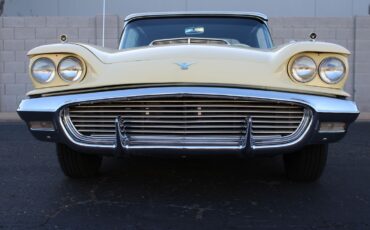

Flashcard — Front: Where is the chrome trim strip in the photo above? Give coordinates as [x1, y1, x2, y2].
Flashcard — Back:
[18, 87, 359, 114]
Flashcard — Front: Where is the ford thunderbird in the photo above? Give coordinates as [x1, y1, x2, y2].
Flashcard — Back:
[17, 12, 359, 181]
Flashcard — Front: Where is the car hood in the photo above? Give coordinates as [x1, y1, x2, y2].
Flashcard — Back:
[27, 42, 350, 97]
[78, 42, 349, 64]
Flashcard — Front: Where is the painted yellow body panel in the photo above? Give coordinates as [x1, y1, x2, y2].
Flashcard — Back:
[27, 41, 351, 97]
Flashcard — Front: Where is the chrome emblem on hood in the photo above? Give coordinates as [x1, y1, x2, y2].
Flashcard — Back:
[175, 62, 194, 70]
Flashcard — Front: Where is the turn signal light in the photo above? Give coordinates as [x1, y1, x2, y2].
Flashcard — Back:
[29, 121, 54, 131]
[319, 122, 346, 133]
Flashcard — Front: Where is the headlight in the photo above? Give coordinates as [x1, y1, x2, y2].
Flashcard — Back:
[291, 56, 317, 83]
[58, 57, 83, 82]
[31, 58, 55, 84]
[319, 58, 345, 84]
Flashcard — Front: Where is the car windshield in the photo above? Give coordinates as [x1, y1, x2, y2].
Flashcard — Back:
[119, 17, 273, 49]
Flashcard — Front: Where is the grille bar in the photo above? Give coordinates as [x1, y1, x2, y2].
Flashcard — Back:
[70, 119, 302, 124]
[69, 114, 304, 119]
[69, 109, 304, 114]
[74, 124, 299, 129]
[74, 104, 301, 109]
[64, 95, 309, 147]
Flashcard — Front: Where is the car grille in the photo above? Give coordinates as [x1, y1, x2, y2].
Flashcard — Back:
[63, 95, 310, 148]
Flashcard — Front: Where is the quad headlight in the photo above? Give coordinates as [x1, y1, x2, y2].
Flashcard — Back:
[31, 58, 55, 84]
[291, 56, 316, 83]
[58, 57, 83, 82]
[30, 55, 85, 86]
[290, 55, 347, 86]
[319, 58, 346, 84]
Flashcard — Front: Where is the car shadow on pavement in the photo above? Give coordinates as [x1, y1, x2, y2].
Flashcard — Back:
[49, 155, 328, 229]
[101, 154, 286, 184]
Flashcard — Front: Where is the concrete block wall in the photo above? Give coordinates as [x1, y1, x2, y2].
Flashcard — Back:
[354, 17, 370, 112]
[0, 15, 368, 112]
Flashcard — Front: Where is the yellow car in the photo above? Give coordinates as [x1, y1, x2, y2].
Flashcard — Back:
[17, 12, 359, 181]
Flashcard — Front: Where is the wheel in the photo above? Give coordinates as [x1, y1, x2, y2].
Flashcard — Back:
[283, 144, 328, 182]
[56, 144, 102, 178]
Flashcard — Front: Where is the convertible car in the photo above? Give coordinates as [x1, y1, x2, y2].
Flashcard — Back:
[17, 12, 359, 181]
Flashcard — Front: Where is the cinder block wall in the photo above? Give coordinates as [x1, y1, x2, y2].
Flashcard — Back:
[354, 17, 370, 112]
[0, 16, 368, 112]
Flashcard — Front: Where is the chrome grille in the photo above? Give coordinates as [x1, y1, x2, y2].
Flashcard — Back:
[63, 96, 310, 147]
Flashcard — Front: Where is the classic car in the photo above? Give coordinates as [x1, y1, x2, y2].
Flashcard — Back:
[17, 12, 359, 181]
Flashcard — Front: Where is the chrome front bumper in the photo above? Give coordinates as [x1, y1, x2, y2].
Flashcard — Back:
[17, 87, 359, 157]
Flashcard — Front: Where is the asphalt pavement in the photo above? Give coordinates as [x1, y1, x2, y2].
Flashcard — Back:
[0, 122, 370, 229]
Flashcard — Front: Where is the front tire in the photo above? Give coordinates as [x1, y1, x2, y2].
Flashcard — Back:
[56, 144, 102, 178]
[284, 144, 328, 182]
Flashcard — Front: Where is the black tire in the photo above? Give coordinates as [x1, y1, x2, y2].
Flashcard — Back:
[284, 144, 328, 182]
[56, 144, 102, 178]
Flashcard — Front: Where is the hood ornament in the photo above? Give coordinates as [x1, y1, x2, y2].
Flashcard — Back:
[175, 62, 194, 70]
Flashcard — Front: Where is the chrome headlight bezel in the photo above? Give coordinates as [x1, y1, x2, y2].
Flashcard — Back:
[290, 56, 317, 83]
[31, 58, 56, 84]
[57, 56, 84, 83]
[319, 57, 346, 84]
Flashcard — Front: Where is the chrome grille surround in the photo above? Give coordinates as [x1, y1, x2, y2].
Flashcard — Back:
[61, 94, 312, 149]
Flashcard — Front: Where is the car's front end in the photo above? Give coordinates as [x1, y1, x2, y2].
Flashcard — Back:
[19, 86, 358, 156]
[17, 12, 359, 181]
